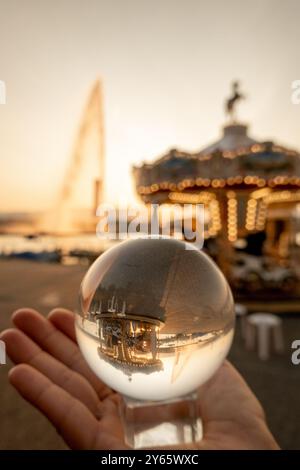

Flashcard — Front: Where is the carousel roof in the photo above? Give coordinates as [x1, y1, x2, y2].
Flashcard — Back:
[133, 122, 300, 199]
[198, 124, 257, 155]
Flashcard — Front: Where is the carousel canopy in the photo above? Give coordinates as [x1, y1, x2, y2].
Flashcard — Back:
[198, 123, 257, 154]
[133, 123, 300, 202]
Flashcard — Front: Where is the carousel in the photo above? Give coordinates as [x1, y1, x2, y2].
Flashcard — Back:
[92, 297, 163, 374]
[133, 83, 300, 294]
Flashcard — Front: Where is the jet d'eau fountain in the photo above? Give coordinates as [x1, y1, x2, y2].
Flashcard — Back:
[39, 80, 106, 235]
[0, 80, 111, 263]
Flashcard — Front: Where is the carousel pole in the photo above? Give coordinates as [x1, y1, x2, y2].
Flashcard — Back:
[216, 189, 234, 279]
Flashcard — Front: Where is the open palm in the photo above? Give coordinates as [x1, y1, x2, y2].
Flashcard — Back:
[0, 308, 279, 450]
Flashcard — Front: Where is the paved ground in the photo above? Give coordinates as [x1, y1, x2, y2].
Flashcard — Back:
[0, 259, 299, 449]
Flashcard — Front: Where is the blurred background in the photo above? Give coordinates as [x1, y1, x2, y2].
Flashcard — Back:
[0, 0, 300, 449]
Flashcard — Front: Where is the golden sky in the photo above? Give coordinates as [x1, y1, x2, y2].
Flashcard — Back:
[1, 0, 300, 212]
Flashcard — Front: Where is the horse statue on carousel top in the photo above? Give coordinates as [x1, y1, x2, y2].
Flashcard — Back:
[225, 81, 245, 123]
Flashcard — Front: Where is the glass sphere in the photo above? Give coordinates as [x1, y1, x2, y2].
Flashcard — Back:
[76, 238, 235, 401]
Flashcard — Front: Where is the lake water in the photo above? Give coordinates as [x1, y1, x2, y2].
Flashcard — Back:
[0, 234, 116, 257]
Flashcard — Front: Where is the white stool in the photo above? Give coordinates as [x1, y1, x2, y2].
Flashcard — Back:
[235, 303, 248, 339]
[245, 313, 284, 360]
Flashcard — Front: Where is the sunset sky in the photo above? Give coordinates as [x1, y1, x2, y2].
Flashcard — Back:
[1, 0, 300, 212]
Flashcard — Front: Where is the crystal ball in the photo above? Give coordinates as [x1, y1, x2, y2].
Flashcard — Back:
[76, 238, 235, 401]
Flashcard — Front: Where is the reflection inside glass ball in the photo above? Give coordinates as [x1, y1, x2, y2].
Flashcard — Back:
[76, 238, 235, 401]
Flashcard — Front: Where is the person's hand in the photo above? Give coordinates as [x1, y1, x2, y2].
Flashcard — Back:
[1, 308, 125, 450]
[0, 308, 279, 450]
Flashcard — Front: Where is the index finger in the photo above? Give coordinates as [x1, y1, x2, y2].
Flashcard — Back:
[9, 364, 125, 450]
[12, 308, 112, 400]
